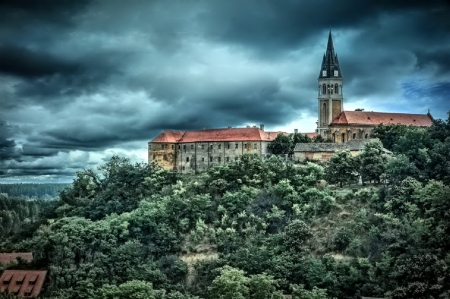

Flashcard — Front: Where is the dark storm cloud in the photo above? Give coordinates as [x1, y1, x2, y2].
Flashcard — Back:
[0, 120, 20, 161]
[197, 0, 450, 57]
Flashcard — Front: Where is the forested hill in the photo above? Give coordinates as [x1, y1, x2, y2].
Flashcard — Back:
[0, 113, 449, 299]
[0, 183, 70, 199]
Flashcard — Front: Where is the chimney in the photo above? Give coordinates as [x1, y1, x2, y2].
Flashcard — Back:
[260, 124, 264, 131]
[294, 129, 298, 134]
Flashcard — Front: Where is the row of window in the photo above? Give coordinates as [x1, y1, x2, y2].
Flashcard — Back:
[332, 132, 370, 143]
[319, 83, 341, 95]
[150, 143, 258, 150]
[186, 156, 237, 163]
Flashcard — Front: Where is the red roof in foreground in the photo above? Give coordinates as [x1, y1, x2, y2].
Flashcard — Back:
[0, 253, 33, 265]
[330, 111, 433, 126]
[0, 270, 47, 298]
[151, 128, 287, 143]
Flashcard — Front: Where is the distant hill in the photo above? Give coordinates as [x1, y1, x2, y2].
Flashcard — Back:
[0, 183, 70, 199]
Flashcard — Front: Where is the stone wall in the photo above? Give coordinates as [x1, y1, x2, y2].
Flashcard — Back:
[294, 150, 360, 162]
[176, 141, 270, 173]
[327, 125, 374, 143]
[148, 142, 177, 170]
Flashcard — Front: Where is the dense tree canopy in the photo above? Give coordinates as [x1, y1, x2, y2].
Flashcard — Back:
[1, 111, 449, 299]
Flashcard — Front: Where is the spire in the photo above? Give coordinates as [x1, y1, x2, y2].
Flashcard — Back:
[327, 30, 334, 50]
[318, 30, 342, 79]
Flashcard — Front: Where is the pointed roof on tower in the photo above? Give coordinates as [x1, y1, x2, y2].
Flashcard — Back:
[319, 30, 342, 79]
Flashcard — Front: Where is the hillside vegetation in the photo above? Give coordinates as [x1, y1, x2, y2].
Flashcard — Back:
[0, 113, 449, 299]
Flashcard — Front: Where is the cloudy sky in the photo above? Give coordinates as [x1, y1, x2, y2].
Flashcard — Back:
[1, 0, 450, 182]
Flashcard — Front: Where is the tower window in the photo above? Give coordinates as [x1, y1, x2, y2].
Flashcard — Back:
[334, 70, 338, 76]
[335, 84, 339, 95]
[322, 103, 327, 125]
[322, 70, 327, 76]
[322, 84, 326, 95]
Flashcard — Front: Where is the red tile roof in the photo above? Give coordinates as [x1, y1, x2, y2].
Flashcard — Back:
[150, 128, 287, 143]
[303, 132, 318, 138]
[330, 111, 433, 126]
[0, 270, 47, 298]
[150, 130, 185, 143]
[0, 253, 33, 265]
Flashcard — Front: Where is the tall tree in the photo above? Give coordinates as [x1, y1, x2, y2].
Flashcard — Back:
[325, 150, 358, 187]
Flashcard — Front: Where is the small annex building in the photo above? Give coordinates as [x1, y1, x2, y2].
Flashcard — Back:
[0, 270, 47, 298]
[149, 125, 289, 173]
[294, 138, 391, 162]
[0, 253, 33, 266]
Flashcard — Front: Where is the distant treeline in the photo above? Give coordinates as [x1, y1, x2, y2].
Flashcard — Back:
[0, 183, 70, 199]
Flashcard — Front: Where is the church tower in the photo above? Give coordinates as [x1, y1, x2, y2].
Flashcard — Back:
[317, 30, 343, 138]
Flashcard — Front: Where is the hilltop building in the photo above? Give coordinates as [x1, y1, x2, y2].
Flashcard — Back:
[148, 31, 434, 169]
[148, 125, 291, 173]
[316, 31, 433, 143]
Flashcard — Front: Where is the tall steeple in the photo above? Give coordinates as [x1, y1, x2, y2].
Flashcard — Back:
[317, 30, 344, 140]
[319, 30, 342, 79]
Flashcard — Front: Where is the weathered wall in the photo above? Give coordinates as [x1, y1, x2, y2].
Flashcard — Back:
[327, 125, 374, 144]
[176, 141, 270, 173]
[295, 149, 360, 162]
[148, 142, 177, 170]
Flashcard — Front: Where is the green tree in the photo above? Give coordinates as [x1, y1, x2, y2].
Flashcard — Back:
[358, 140, 387, 184]
[209, 266, 250, 299]
[268, 133, 293, 155]
[95, 280, 158, 299]
[291, 284, 328, 299]
[325, 150, 358, 187]
[384, 154, 418, 185]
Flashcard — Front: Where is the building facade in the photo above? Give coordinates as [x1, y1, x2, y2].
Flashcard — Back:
[317, 31, 433, 143]
[148, 125, 285, 173]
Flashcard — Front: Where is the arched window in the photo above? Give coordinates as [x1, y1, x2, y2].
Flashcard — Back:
[322, 84, 326, 95]
[318, 85, 321, 95]
[335, 84, 339, 94]
[322, 103, 327, 125]
[353, 133, 356, 139]
[365, 134, 368, 139]
[341, 133, 345, 143]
